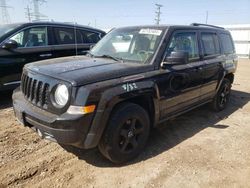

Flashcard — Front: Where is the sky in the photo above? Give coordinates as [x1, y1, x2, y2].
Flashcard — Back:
[2, 0, 250, 30]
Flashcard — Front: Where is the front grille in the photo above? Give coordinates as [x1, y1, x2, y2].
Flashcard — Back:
[21, 74, 50, 108]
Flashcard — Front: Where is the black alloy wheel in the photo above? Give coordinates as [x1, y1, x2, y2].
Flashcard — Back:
[98, 102, 150, 164]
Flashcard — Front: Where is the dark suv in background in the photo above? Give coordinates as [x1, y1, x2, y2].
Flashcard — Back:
[0, 22, 105, 91]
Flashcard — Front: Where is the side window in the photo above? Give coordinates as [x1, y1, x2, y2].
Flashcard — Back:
[10, 31, 24, 47]
[201, 33, 220, 56]
[166, 32, 199, 59]
[76, 30, 85, 44]
[77, 30, 101, 44]
[220, 33, 234, 54]
[10, 27, 48, 47]
[53, 27, 75, 45]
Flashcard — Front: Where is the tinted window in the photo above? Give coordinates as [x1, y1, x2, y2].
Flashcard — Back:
[166, 32, 199, 59]
[201, 33, 220, 56]
[10, 27, 48, 47]
[77, 30, 101, 44]
[110, 34, 132, 52]
[126, 35, 159, 53]
[91, 27, 164, 63]
[220, 33, 234, 54]
[54, 27, 75, 45]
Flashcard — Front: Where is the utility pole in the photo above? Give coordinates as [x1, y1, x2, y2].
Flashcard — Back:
[25, 5, 32, 22]
[205, 11, 208, 24]
[0, 0, 12, 24]
[155, 3, 163, 25]
[32, 0, 47, 21]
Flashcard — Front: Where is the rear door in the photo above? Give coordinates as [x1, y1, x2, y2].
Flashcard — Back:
[51, 26, 76, 57]
[157, 30, 204, 120]
[51, 26, 102, 57]
[199, 31, 224, 101]
[76, 29, 103, 55]
[0, 26, 51, 88]
[219, 32, 238, 70]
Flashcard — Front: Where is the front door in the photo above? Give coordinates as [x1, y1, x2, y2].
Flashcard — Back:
[157, 30, 204, 121]
[0, 26, 52, 89]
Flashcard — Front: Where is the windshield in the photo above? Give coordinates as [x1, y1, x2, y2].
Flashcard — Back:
[0, 24, 20, 38]
[90, 27, 164, 64]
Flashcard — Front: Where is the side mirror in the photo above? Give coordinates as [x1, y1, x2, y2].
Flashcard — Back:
[162, 51, 189, 67]
[2, 40, 18, 50]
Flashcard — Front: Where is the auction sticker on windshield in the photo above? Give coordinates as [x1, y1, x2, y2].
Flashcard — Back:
[139, 28, 162, 36]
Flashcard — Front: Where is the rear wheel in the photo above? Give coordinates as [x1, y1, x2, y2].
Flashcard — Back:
[211, 78, 231, 111]
[98, 102, 150, 164]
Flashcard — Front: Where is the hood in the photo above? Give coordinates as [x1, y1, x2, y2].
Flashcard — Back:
[26, 56, 152, 86]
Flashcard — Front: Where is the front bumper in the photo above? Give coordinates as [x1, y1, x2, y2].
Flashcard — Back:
[12, 88, 94, 149]
[0, 82, 20, 91]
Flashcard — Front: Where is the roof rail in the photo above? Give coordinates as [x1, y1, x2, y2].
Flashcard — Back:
[190, 23, 225, 30]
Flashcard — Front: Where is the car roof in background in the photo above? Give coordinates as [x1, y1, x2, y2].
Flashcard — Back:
[1, 22, 229, 36]
[115, 24, 228, 33]
[4, 21, 106, 33]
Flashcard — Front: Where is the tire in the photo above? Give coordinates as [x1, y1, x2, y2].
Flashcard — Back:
[98, 102, 150, 164]
[211, 78, 232, 111]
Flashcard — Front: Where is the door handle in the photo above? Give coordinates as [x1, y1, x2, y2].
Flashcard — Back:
[40, 53, 52, 57]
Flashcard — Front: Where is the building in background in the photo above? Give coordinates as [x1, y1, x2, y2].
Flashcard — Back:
[222, 24, 250, 59]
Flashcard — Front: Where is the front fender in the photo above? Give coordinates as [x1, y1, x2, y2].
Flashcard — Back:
[83, 79, 159, 148]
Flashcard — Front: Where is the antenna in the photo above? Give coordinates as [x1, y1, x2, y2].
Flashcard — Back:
[31, 0, 47, 21]
[74, 22, 78, 56]
[0, 0, 12, 24]
[155, 3, 163, 25]
[205, 11, 208, 24]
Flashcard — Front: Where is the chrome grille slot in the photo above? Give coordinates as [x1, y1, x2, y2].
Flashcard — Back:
[21, 73, 50, 108]
[44, 83, 50, 105]
[30, 79, 36, 101]
[27, 76, 32, 98]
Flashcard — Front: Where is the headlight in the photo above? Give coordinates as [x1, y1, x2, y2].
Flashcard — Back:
[54, 84, 69, 106]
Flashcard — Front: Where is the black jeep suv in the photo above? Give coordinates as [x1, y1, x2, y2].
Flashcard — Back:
[13, 23, 237, 163]
[0, 22, 105, 91]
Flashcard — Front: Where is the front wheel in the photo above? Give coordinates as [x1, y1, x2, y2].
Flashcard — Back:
[98, 102, 150, 164]
[211, 78, 232, 111]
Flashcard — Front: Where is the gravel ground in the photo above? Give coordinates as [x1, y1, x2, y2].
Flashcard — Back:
[0, 59, 250, 188]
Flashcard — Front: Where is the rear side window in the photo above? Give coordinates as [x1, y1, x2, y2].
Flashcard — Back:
[201, 33, 220, 56]
[220, 33, 234, 54]
[53, 27, 75, 45]
[77, 30, 101, 44]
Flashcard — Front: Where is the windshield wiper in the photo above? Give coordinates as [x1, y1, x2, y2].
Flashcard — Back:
[86, 51, 94, 57]
[87, 52, 124, 63]
[95, 54, 124, 63]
